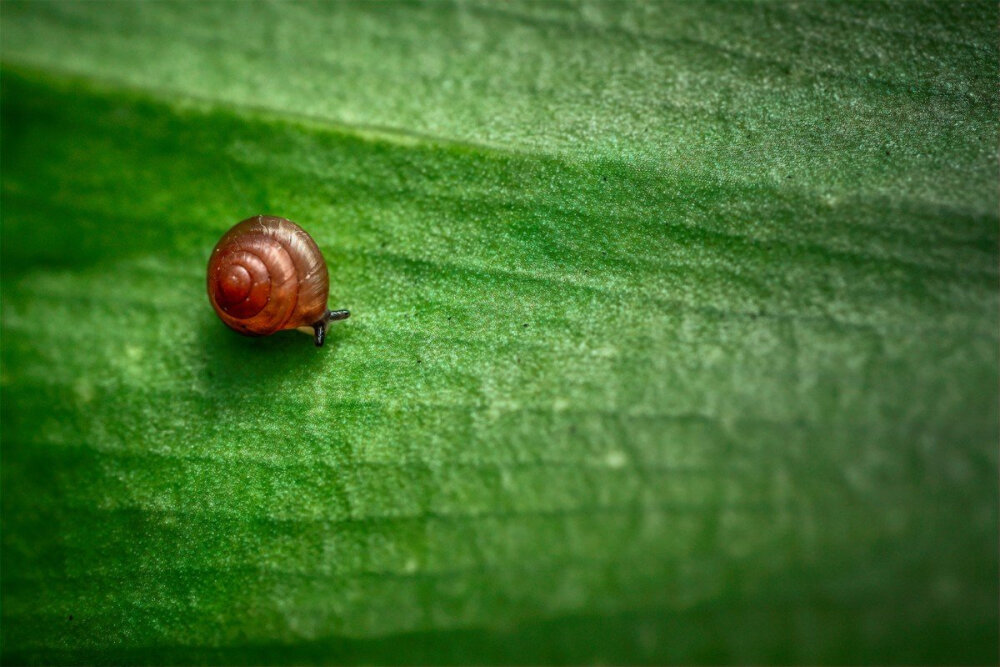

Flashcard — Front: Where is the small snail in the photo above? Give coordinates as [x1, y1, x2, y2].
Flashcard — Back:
[207, 215, 350, 346]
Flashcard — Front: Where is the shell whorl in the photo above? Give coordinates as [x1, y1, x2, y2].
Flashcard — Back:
[207, 216, 330, 337]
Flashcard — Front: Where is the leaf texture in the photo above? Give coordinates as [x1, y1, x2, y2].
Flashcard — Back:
[1, 1, 998, 664]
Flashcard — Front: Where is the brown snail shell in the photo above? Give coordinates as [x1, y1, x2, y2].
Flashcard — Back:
[207, 215, 349, 346]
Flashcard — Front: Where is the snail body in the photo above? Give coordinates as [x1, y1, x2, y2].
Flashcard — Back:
[207, 215, 349, 346]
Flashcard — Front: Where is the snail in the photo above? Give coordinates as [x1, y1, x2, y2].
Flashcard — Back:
[207, 215, 350, 347]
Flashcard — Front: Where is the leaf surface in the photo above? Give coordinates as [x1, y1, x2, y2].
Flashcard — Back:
[1, 1, 998, 663]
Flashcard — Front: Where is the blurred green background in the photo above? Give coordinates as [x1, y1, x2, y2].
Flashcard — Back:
[1, 1, 997, 664]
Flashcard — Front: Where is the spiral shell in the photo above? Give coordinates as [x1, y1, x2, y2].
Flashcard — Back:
[207, 215, 330, 338]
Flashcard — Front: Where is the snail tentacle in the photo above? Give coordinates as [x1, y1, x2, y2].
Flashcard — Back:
[313, 321, 326, 347]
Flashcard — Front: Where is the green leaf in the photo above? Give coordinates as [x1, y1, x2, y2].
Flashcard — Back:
[2, 1, 997, 663]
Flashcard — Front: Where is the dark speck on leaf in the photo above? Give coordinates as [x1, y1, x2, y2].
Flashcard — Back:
[523, 323, 528, 328]
[68, 615, 73, 621]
